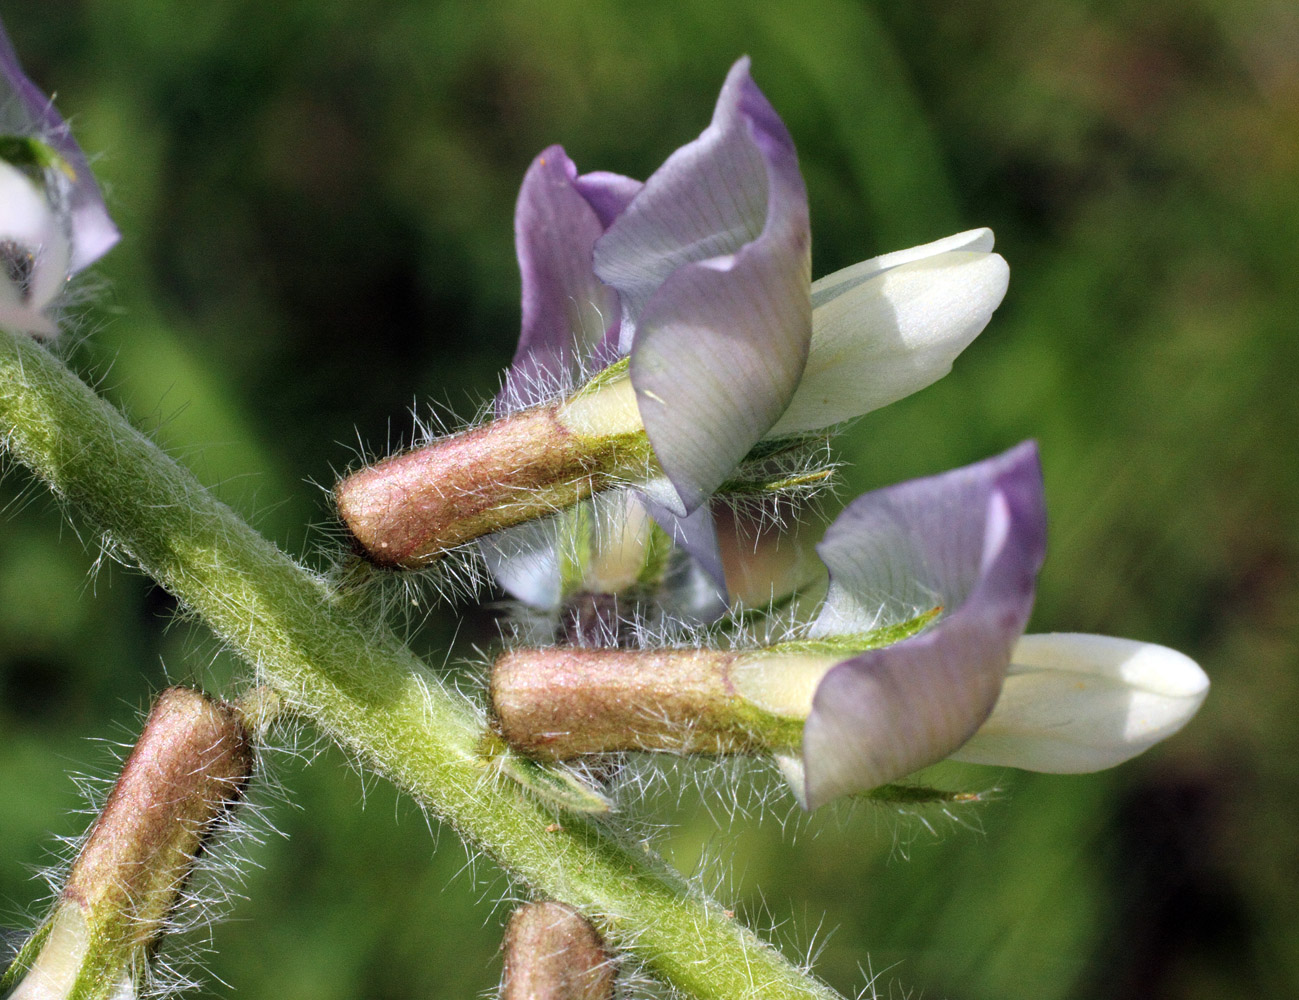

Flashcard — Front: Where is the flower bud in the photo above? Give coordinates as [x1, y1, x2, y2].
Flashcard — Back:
[501, 902, 614, 1000]
[3, 688, 253, 1000]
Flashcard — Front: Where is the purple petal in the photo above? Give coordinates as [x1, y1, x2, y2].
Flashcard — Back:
[641, 496, 728, 614]
[572, 171, 642, 230]
[1, 16, 118, 272]
[503, 146, 640, 409]
[479, 518, 563, 609]
[799, 442, 1047, 808]
[595, 58, 812, 515]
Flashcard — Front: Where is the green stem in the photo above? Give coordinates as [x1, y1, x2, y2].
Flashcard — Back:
[0, 327, 841, 1000]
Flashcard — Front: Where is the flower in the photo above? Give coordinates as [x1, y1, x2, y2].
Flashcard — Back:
[950, 632, 1210, 772]
[502, 58, 1008, 519]
[0, 16, 118, 337]
[490, 443, 1208, 809]
[480, 59, 1006, 604]
[742, 447, 1208, 805]
[748, 442, 1048, 807]
[338, 57, 1008, 571]
[489, 445, 1048, 798]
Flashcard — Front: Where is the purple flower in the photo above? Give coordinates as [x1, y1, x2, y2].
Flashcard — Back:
[0, 15, 118, 337]
[490, 440, 1206, 805]
[736, 443, 1048, 808]
[485, 59, 1007, 609]
[488, 445, 1048, 805]
[502, 57, 811, 519]
[503, 71, 1007, 516]
[484, 57, 804, 608]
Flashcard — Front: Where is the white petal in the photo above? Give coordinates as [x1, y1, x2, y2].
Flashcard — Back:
[0, 160, 55, 246]
[810, 228, 995, 310]
[7, 905, 90, 1000]
[774, 752, 810, 808]
[0, 160, 71, 334]
[770, 248, 1009, 436]
[0, 300, 58, 336]
[950, 633, 1209, 772]
[479, 519, 563, 609]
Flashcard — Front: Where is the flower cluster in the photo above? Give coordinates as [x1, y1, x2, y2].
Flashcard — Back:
[0, 18, 1213, 1000]
[472, 58, 1200, 805]
[489, 445, 1207, 808]
[335, 57, 1209, 809]
[0, 16, 117, 338]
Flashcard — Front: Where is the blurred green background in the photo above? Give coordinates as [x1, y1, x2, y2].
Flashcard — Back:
[2, 1, 1296, 997]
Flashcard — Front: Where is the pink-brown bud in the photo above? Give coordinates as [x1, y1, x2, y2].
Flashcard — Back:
[4, 688, 253, 1000]
[501, 902, 614, 1000]
[64, 687, 253, 924]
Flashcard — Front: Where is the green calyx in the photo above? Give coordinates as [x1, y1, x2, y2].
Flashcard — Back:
[765, 606, 942, 657]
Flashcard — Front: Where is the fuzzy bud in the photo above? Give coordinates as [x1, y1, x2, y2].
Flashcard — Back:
[501, 902, 614, 1000]
[4, 688, 253, 1000]
[335, 374, 653, 568]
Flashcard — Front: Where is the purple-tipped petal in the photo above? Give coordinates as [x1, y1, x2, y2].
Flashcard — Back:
[572, 171, 643, 230]
[799, 442, 1047, 808]
[504, 146, 640, 407]
[1, 17, 118, 272]
[596, 58, 812, 515]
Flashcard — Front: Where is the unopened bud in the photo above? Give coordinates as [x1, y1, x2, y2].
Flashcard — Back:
[335, 373, 653, 568]
[3, 688, 253, 1000]
[501, 902, 613, 1000]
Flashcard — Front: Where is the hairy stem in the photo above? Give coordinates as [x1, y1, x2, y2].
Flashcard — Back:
[0, 328, 840, 1000]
